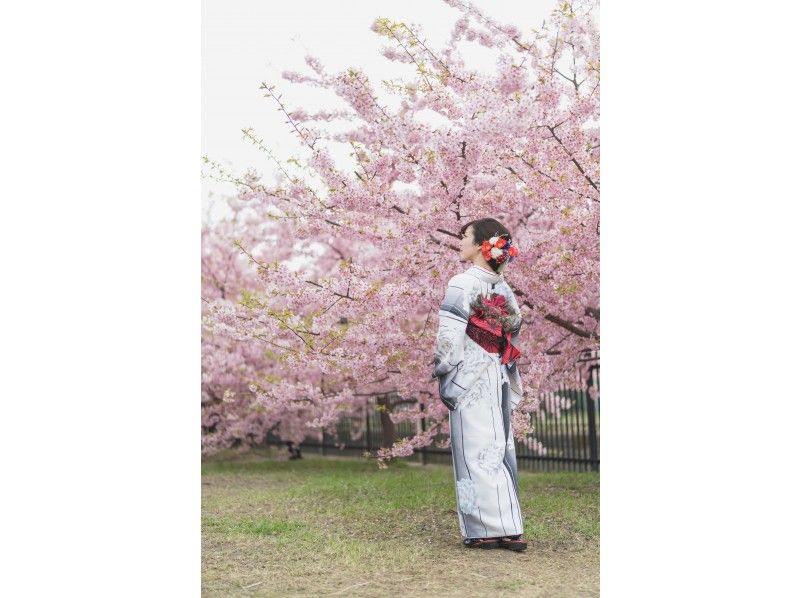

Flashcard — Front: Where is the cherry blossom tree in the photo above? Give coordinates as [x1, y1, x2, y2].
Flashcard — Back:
[201, 193, 382, 456]
[201, 0, 599, 464]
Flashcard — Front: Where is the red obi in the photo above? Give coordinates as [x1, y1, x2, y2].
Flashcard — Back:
[465, 294, 522, 365]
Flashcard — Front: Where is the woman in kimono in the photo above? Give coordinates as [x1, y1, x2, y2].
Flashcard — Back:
[431, 217, 527, 551]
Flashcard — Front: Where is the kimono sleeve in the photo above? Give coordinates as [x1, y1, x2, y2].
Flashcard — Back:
[505, 286, 523, 352]
[503, 284, 525, 409]
[431, 275, 471, 382]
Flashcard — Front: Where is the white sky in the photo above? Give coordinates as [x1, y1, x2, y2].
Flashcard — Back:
[201, 0, 567, 224]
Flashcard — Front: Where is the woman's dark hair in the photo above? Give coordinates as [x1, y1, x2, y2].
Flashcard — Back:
[458, 217, 513, 273]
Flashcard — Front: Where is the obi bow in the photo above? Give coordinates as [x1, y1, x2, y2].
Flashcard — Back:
[467, 294, 522, 365]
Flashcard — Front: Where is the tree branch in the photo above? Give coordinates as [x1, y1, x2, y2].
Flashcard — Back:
[546, 125, 599, 191]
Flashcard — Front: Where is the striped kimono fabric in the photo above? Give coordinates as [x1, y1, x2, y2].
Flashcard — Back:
[431, 266, 525, 540]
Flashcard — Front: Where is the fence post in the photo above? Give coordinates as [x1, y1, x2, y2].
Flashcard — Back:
[365, 402, 372, 452]
[420, 403, 427, 466]
[586, 364, 599, 472]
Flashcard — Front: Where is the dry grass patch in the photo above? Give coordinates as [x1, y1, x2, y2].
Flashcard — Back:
[202, 449, 599, 597]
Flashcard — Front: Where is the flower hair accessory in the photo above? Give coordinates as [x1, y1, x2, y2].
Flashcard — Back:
[481, 233, 519, 265]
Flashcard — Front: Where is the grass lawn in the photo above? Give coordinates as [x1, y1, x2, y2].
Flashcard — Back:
[202, 448, 599, 597]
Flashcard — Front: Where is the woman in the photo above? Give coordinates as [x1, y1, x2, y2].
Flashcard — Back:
[431, 217, 527, 551]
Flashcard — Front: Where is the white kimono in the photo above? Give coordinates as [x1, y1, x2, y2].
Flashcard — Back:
[432, 265, 525, 539]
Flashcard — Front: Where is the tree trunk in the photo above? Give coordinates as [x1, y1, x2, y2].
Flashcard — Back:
[376, 394, 396, 448]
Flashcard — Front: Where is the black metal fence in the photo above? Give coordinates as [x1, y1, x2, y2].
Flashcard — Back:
[266, 351, 599, 472]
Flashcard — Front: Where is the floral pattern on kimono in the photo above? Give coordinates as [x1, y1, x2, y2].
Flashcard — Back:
[456, 478, 478, 515]
[476, 441, 506, 477]
[455, 363, 490, 410]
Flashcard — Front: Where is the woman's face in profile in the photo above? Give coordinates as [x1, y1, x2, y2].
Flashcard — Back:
[459, 225, 478, 262]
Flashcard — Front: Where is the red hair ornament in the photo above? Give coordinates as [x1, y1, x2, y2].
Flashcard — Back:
[480, 233, 520, 265]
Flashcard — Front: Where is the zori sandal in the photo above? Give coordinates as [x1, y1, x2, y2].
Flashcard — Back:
[498, 535, 528, 551]
[463, 537, 501, 549]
